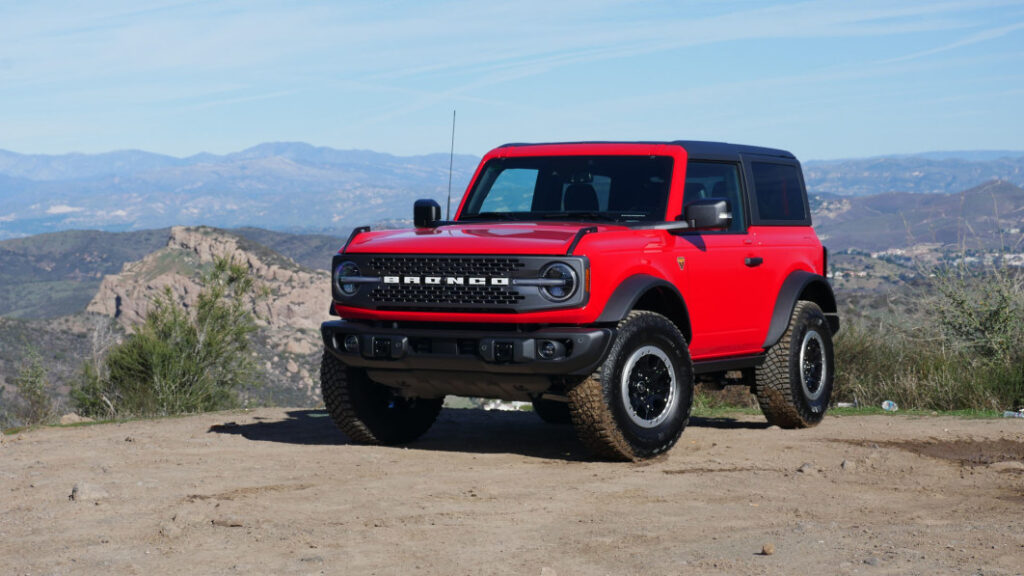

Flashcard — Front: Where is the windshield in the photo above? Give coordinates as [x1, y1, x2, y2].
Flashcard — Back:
[459, 155, 673, 223]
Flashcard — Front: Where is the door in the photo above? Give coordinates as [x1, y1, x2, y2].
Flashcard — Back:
[673, 161, 766, 359]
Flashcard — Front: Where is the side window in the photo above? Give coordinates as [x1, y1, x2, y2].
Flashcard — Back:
[751, 162, 807, 223]
[683, 162, 745, 233]
[479, 168, 538, 212]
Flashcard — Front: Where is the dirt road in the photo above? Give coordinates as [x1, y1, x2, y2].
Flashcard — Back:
[1, 408, 1022, 575]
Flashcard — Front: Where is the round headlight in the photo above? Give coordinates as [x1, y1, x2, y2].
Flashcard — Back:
[539, 262, 578, 302]
[334, 261, 360, 296]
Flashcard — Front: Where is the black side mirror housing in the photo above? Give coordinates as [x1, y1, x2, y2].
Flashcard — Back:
[682, 198, 732, 230]
[413, 199, 442, 228]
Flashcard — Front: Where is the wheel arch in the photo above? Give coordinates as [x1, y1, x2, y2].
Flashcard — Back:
[596, 274, 693, 342]
[762, 270, 839, 349]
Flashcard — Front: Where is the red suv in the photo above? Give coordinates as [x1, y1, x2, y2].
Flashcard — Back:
[320, 141, 839, 460]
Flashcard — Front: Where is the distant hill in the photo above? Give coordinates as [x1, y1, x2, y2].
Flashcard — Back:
[0, 142, 479, 239]
[812, 180, 1024, 252]
[4, 144, 1024, 240]
[0, 229, 170, 318]
[804, 153, 1024, 197]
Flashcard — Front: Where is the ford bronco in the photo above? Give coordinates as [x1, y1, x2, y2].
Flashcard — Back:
[320, 141, 839, 460]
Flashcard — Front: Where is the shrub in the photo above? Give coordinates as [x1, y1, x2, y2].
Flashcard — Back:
[833, 264, 1024, 411]
[73, 256, 263, 418]
[10, 350, 55, 426]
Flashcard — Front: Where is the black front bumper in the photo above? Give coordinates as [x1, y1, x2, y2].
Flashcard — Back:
[321, 320, 613, 376]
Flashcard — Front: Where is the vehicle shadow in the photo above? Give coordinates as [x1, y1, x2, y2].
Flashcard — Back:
[207, 408, 589, 461]
[207, 408, 771, 460]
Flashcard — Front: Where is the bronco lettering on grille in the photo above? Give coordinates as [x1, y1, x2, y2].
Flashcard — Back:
[382, 276, 510, 286]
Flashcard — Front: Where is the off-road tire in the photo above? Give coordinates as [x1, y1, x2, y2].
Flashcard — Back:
[531, 398, 572, 425]
[567, 310, 694, 461]
[755, 300, 834, 428]
[320, 351, 443, 445]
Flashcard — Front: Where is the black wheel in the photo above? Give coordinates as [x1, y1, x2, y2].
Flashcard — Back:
[531, 398, 572, 424]
[567, 311, 694, 461]
[754, 300, 835, 428]
[320, 351, 443, 445]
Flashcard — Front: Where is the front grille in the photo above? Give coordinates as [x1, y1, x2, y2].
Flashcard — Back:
[367, 256, 524, 307]
[368, 256, 524, 277]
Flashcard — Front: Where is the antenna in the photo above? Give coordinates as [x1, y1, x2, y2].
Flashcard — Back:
[446, 110, 456, 220]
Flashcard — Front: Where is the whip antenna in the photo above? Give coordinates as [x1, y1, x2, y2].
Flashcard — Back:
[446, 110, 456, 220]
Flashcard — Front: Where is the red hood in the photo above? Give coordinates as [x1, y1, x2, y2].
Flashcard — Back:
[343, 222, 625, 255]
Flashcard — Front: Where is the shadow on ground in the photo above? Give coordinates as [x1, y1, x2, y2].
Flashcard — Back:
[207, 408, 770, 460]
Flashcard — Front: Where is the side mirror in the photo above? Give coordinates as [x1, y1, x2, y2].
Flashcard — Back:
[682, 198, 732, 230]
[413, 199, 442, 228]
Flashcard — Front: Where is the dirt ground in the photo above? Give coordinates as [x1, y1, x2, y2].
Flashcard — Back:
[1, 408, 1022, 576]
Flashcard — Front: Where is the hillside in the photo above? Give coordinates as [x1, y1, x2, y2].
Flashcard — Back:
[812, 179, 1024, 252]
[0, 229, 170, 318]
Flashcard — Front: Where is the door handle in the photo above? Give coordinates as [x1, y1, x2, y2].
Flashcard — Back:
[745, 257, 763, 267]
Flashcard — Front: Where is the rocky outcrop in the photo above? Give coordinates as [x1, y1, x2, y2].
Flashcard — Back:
[87, 226, 332, 402]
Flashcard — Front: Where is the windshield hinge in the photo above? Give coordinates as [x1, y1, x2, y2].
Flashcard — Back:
[567, 226, 598, 256]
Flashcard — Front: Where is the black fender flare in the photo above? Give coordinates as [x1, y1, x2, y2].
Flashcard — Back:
[763, 270, 839, 349]
[596, 274, 692, 341]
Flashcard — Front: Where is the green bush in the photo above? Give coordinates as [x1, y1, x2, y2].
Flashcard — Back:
[833, 265, 1024, 411]
[9, 350, 56, 426]
[73, 257, 263, 418]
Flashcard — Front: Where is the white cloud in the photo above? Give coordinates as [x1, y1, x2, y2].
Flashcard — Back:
[45, 204, 84, 215]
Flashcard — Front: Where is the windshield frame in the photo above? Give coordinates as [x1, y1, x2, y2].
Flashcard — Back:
[456, 154, 676, 225]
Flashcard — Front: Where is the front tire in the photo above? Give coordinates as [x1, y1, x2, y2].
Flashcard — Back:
[320, 351, 443, 445]
[754, 300, 835, 428]
[568, 311, 694, 461]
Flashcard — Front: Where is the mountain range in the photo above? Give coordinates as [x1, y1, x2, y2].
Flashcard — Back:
[2, 142, 1022, 240]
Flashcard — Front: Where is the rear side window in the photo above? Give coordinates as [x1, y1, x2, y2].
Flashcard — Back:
[751, 162, 808, 224]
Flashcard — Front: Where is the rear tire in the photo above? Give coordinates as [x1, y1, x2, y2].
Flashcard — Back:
[754, 300, 834, 428]
[568, 311, 694, 461]
[320, 351, 443, 445]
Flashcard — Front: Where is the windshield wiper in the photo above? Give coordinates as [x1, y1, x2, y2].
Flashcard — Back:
[459, 212, 524, 221]
[536, 211, 622, 222]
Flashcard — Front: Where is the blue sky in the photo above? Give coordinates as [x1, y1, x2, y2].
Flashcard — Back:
[1, 0, 1022, 160]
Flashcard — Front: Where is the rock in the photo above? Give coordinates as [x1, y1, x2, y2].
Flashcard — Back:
[286, 359, 299, 374]
[797, 462, 816, 474]
[70, 482, 109, 502]
[60, 413, 95, 425]
[841, 459, 856, 471]
[767, 425, 781, 430]
[761, 543, 775, 556]
[864, 557, 880, 566]
[211, 517, 244, 528]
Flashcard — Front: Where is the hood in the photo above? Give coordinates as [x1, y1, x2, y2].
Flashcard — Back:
[343, 222, 625, 255]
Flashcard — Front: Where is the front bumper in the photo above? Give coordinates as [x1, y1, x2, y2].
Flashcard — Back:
[321, 320, 613, 376]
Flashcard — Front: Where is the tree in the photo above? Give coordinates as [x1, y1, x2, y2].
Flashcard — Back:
[73, 256, 263, 418]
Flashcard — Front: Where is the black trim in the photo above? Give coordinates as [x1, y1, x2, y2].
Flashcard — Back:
[567, 226, 598, 255]
[322, 320, 614, 376]
[496, 140, 794, 159]
[596, 275, 690, 339]
[763, 270, 839, 348]
[342, 226, 370, 254]
[693, 354, 765, 374]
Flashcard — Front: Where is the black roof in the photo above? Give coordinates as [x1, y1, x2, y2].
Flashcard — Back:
[498, 140, 796, 160]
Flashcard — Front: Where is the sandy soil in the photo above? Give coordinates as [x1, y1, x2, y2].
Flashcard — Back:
[1, 408, 1022, 575]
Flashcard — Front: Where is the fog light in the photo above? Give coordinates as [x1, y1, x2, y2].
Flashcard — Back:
[344, 335, 360, 352]
[538, 340, 557, 359]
